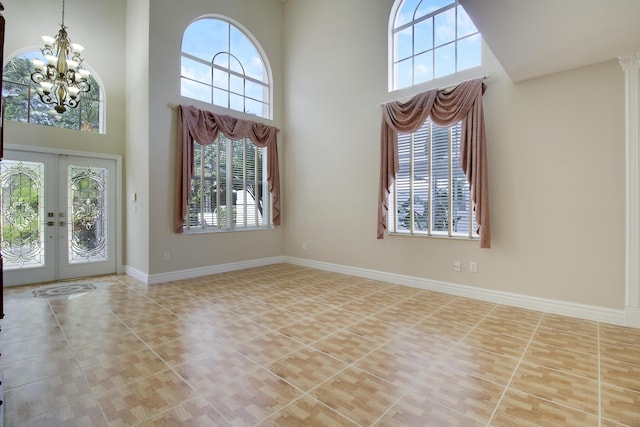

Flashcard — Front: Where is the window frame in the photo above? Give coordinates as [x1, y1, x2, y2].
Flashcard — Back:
[2, 49, 105, 133]
[388, 117, 478, 240]
[180, 16, 272, 120]
[182, 134, 271, 234]
[389, 0, 481, 91]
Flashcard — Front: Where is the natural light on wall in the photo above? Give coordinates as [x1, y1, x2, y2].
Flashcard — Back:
[391, 0, 481, 90]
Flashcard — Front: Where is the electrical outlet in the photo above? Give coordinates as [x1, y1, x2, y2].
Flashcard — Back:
[470, 261, 478, 273]
[302, 242, 308, 250]
[454, 261, 461, 272]
[163, 251, 170, 261]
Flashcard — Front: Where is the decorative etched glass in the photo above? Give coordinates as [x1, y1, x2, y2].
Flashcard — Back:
[0, 160, 45, 269]
[68, 165, 108, 263]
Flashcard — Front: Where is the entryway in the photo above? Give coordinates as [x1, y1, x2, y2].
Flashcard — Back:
[1, 149, 118, 286]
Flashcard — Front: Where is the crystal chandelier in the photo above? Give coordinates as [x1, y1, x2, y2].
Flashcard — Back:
[30, 0, 90, 114]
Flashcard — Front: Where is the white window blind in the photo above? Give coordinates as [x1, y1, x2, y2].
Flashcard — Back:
[389, 118, 477, 238]
[185, 135, 270, 231]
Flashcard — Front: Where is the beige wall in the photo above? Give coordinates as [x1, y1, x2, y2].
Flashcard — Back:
[283, 0, 626, 309]
[3, 0, 126, 156]
[124, 0, 151, 273]
[144, 0, 285, 275]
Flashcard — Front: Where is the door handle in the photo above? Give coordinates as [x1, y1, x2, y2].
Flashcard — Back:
[47, 221, 54, 226]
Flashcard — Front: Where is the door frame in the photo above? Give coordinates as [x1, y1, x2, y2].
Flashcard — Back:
[3, 144, 123, 285]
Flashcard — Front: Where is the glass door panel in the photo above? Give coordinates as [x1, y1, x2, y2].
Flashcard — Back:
[1, 150, 117, 285]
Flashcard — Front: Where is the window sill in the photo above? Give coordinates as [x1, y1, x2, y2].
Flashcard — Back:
[182, 225, 274, 235]
[387, 231, 478, 242]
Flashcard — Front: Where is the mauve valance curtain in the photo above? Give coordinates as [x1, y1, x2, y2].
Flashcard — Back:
[378, 77, 491, 248]
[175, 105, 280, 233]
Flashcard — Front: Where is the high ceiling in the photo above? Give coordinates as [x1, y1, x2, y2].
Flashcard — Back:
[459, 0, 640, 82]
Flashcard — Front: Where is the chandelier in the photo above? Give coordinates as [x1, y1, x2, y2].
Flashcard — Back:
[30, 0, 90, 114]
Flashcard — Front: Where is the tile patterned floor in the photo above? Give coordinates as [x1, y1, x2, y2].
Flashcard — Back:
[0, 263, 639, 426]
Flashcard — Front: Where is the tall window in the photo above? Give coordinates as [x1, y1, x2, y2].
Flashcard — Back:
[185, 135, 269, 232]
[2, 50, 103, 133]
[388, 119, 477, 238]
[181, 17, 270, 119]
[391, 0, 481, 90]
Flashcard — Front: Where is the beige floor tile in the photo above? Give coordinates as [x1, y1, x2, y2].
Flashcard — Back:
[282, 298, 333, 317]
[81, 347, 171, 394]
[250, 307, 308, 329]
[509, 362, 599, 415]
[310, 366, 406, 426]
[311, 307, 366, 329]
[374, 391, 484, 427]
[490, 305, 544, 325]
[600, 357, 640, 392]
[97, 369, 199, 427]
[371, 304, 430, 328]
[346, 317, 403, 343]
[71, 330, 150, 367]
[430, 305, 487, 326]
[492, 388, 599, 427]
[236, 330, 304, 365]
[1, 351, 80, 389]
[412, 368, 505, 423]
[355, 343, 432, 388]
[4, 368, 92, 424]
[12, 397, 109, 427]
[523, 341, 598, 379]
[600, 340, 640, 366]
[461, 328, 529, 359]
[278, 317, 339, 344]
[2, 266, 638, 426]
[477, 315, 538, 340]
[312, 329, 381, 364]
[600, 323, 640, 346]
[531, 326, 598, 355]
[201, 365, 303, 426]
[268, 347, 347, 391]
[540, 313, 599, 336]
[601, 383, 640, 426]
[260, 395, 358, 426]
[137, 397, 232, 426]
[445, 343, 519, 385]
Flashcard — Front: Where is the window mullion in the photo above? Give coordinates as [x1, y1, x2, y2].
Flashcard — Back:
[427, 121, 433, 236]
[242, 138, 248, 227]
[216, 139, 221, 229]
[199, 145, 205, 230]
[448, 126, 453, 237]
[226, 139, 233, 228]
[409, 133, 415, 234]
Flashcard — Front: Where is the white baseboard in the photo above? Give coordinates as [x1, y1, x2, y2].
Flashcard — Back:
[285, 257, 630, 327]
[124, 256, 634, 328]
[124, 256, 287, 285]
[626, 306, 640, 328]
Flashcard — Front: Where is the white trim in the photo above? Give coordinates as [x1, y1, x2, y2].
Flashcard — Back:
[619, 52, 640, 327]
[124, 256, 287, 285]
[285, 257, 628, 326]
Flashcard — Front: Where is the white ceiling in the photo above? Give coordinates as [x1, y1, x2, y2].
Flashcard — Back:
[459, 0, 640, 82]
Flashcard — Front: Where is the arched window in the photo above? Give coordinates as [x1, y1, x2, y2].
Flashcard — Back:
[181, 17, 271, 119]
[2, 50, 104, 133]
[390, 0, 481, 90]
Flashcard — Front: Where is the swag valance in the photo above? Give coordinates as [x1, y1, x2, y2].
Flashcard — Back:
[378, 77, 491, 248]
[175, 105, 280, 233]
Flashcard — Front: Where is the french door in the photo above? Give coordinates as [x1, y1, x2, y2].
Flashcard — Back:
[1, 149, 117, 286]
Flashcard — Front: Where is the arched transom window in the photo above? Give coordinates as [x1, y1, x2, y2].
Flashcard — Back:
[2, 50, 104, 133]
[181, 17, 271, 119]
[391, 0, 481, 90]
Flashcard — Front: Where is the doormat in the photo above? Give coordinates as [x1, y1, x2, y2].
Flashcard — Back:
[12, 281, 114, 300]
